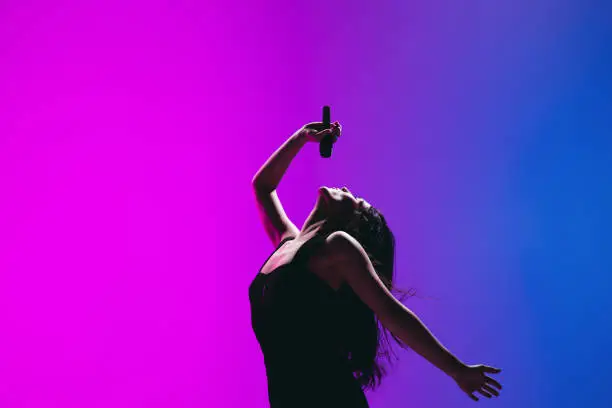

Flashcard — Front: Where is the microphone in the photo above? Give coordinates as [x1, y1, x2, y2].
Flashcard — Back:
[320, 105, 333, 158]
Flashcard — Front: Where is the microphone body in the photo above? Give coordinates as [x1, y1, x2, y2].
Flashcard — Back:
[320, 105, 333, 158]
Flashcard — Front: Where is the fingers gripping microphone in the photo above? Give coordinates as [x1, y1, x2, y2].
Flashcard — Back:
[320, 105, 333, 158]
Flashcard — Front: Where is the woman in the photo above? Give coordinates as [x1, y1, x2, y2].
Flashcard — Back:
[249, 121, 502, 407]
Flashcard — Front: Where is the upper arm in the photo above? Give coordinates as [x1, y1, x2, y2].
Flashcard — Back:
[326, 231, 405, 330]
[253, 187, 300, 247]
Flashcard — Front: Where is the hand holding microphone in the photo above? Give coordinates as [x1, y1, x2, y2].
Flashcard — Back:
[296, 106, 341, 157]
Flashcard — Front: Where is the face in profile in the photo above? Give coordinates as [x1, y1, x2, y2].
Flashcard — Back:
[317, 186, 371, 226]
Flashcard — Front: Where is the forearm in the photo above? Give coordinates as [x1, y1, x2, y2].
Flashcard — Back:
[252, 131, 308, 192]
[383, 302, 464, 377]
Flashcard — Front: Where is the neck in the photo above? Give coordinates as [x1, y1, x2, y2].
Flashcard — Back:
[300, 208, 330, 236]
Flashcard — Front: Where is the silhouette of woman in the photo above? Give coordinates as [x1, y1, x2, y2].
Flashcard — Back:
[249, 121, 503, 407]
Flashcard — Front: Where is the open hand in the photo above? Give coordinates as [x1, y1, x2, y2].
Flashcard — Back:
[450, 364, 502, 401]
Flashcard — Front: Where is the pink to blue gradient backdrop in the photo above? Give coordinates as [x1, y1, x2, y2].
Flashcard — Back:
[1, 1, 611, 407]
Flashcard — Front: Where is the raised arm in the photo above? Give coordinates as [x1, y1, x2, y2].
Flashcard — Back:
[327, 231, 502, 401]
[252, 123, 335, 247]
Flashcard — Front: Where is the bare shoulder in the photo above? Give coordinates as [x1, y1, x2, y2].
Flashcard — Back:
[319, 231, 371, 279]
[324, 231, 366, 262]
[324, 231, 400, 321]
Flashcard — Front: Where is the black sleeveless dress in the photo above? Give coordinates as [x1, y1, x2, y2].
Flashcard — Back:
[249, 235, 370, 408]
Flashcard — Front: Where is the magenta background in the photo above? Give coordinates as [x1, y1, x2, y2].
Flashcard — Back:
[2, 1, 611, 407]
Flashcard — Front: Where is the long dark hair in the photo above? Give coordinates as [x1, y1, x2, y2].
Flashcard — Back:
[336, 204, 416, 391]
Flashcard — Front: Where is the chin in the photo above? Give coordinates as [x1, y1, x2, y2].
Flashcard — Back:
[315, 189, 329, 212]
[318, 186, 332, 202]
[318, 186, 333, 196]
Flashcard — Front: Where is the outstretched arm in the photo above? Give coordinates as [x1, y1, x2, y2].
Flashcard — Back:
[327, 231, 463, 374]
[327, 231, 502, 401]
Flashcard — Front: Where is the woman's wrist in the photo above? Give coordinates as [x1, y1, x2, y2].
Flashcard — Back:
[291, 129, 309, 145]
[443, 356, 467, 378]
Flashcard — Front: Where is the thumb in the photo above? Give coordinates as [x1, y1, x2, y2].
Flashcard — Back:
[481, 365, 501, 374]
